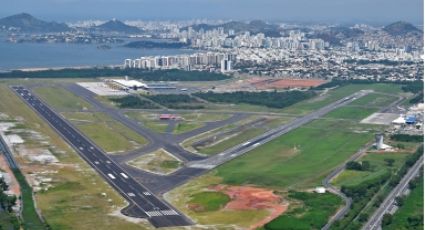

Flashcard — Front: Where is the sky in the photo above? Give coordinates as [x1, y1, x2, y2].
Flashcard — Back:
[1, 0, 423, 25]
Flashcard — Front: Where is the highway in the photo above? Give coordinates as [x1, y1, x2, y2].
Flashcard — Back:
[188, 90, 371, 169]
[362, 154, 424, 230]
[322, 94, 405, 230]
[11, 86, 192, 228]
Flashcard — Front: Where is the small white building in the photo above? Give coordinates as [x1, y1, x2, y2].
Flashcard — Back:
[314, 187, 326, 194]
[392, 116, 406, 125]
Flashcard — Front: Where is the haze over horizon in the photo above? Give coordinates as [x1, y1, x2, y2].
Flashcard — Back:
[1, 0, 423, 25]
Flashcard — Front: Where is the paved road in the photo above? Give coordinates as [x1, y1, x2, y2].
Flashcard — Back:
[11, 86, 192, 228]
[188, 90, 371, 169]
[321, 143, 372, 230]
[362, 154, 424, 230]
[63, 83, 248, 163]
[18, 84, 387, 228]
[322, 94, 405, 230]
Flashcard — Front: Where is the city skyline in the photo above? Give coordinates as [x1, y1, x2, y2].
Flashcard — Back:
[1, 0, 423, 25]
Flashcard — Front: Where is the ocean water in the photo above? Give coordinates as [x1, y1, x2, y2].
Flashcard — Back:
[0, 39, 194, 71]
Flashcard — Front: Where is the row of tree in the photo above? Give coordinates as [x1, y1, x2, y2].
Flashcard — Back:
[194, 90, 316, 109]
[382, 169, 423, 229]
[0, 176, 19, 230]
[390, 134, 423, 143]
[334, 145, 423, 229]
[146, 94, 205, 109]
[109, 96, 159, 109]
[0, 68, 231, 81]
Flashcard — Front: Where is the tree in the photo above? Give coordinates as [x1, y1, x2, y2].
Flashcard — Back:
[396, 143, 405, 149]
[395, 196, 404, 207]
[346, 161, 363, 171]
[382, 214, 393, 226]
[0, 177, 8, 191]
[361, 161, 371, 171]
[384, 158, 395, 167]
[358, 213, 369, 222]
[407, 216, 422, 227]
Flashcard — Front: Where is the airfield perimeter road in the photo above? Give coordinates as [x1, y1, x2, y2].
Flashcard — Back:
[11, 86, 192, 228]
[16, 84, 376, 228]
[321, 94, 405, 230]
[362, 154, 424, 230]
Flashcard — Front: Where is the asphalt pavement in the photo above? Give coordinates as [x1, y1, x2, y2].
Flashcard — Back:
[362, 154, 424, 230]
[11, 86, 192, 228]
[188, 90, 372, 169]
[14, 83, 393, 229]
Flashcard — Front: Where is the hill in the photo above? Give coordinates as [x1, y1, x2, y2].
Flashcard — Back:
[0, 13, 70, 33]
[95, 19, 141, 33]
[315, 26, 364, 45]
[383, 21, 421, 36]
[184, 20, 282, 37]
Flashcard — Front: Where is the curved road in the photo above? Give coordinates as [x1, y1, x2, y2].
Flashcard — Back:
[321, 94, 405, 230]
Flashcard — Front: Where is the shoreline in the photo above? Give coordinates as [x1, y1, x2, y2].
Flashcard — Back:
[8, 64, 122, 72]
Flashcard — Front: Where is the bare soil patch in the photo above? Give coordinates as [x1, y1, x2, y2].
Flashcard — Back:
[211, 185, 288, 230]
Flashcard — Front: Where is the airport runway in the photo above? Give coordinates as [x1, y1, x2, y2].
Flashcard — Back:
[15, 84, 380, 228]
[11, 86, 192, 228]
[63, 83, 248, 163]
[188, 90, 372, 169]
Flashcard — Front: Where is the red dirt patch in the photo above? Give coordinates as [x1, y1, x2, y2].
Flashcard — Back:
[252, 78, 327, 89]
[211, 185, 288, 229]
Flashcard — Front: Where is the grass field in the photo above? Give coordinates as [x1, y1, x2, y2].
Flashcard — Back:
[173, 122, 203, 134]
[0, 212, 19, 230]
[34, 86, 92, 111]
[282, 84, 403, 115]
[325, 106, 378, 121]
[215, 118, 376, 189]
[324, 92, 400, 122]
[332, 152, 409, 187]
[165, 174, 269, 228]
[14, 169, 46, 230]
[262, 191, 342, 230]
[179, 113, 231, 123]
[0, 84, 155, 230]
[349, 93, 399, 108]
[181, 116, 261, 151]
[64, 112, 148, 153]
[199, 128, 266, 155]
[188, 191, 230, 212]
[125, 112, 230, 134]
[192, 117, 292, 155]
[125, 112, 169, 133]
[127, 149, 181, 174]
[383, 175, 423, 230]
[167, 83, 404, 229]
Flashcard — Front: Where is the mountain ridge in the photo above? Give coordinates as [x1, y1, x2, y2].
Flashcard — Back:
[0, 13, 70, 33]
[383, 21, 422, 36]
[95, 19, 141, 33]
